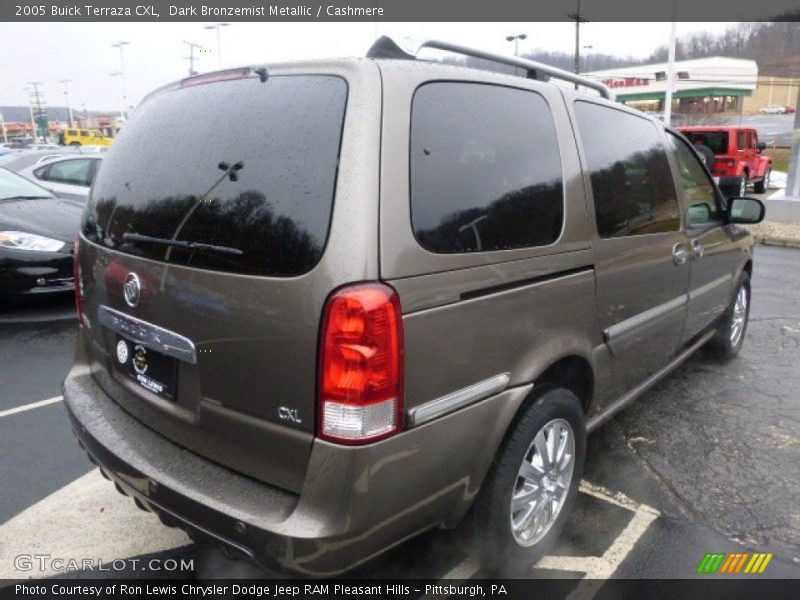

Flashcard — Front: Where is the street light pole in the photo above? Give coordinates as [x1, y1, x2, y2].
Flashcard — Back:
[183, 41, 202, 75]
[110, 72, 125, 119]
[582, 45, 593, 74]
[505, 33, 527, 57]
[60, 79, 74, 127]
[203, 23, 230, 68]
[111, 41, 129, 117]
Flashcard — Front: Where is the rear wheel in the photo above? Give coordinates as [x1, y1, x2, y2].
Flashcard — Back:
[475, 388, 585, 572]
[738, 173, 748, 197]
[753, 169, 770, 194]
[707, 273, 750, 360]
[69, 142, 81, 147]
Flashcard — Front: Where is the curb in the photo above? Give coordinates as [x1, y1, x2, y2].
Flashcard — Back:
[753, 235, 800, 249]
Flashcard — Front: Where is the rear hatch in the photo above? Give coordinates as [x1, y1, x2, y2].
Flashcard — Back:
[77, 66, 363, 493]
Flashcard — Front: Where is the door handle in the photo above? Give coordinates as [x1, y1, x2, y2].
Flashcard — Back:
[672, 243, 689, 266]
[690, 239, 705, 259]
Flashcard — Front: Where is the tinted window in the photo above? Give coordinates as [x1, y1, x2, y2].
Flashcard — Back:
[37, 158, 94, 186]
[683, 131, 728, 155]
[737, 131, 746, 150]
[410, 83, 563, 254]
[83, 75, 347, 277]
[667, 133, 721, 226]
[575, 102, 680, 238]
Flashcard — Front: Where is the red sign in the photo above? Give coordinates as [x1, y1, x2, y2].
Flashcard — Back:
[601, 77, 649, 88]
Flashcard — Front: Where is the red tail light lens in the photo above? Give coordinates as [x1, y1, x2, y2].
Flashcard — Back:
[73, 235, 85, 326]
[319, 283, 404, 444]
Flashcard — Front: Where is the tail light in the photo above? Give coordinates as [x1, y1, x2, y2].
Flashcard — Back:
[319, 283, 404, 445]
[727, 159, 736, 168]
[73, 235, 85, 326]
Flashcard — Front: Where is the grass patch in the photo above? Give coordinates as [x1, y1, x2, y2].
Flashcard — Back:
[763, 148, 791, 173]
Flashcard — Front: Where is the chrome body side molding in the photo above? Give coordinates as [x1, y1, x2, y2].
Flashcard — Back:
[408, 373, 511, 427]
[604, 294, 688, 343]
[98, 305, 197, 364]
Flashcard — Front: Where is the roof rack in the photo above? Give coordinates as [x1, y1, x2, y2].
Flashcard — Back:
[366, 36, 614, 101]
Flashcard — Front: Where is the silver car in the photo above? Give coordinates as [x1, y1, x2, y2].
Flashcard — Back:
[16, 153, 103, 201]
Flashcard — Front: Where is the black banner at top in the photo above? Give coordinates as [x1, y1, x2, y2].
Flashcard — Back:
[3, 0, 800, 22]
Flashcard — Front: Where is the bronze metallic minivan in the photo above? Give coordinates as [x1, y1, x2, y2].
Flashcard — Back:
[63, 38, 765, 575]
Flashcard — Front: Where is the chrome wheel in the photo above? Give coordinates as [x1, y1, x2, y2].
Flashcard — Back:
[730, 285, 748, 347]
[510, 418, 575, 547]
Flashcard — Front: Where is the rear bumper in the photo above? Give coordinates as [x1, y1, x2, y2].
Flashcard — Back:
[63, 337, 529, 575]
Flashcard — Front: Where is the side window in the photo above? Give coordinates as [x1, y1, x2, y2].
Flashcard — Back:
[410, 82, 563, 254]
[80, 130, 90, 138]
[737, 131, 746, 150]
[667, 133, 721, 226]
[39, 159, 94, 186]
[574, 102, 680, 238]
[67, 129, 77, 136]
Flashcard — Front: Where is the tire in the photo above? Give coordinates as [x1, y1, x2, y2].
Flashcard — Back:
[753, 169, 770, 194]
[474, 387, 586, 573]
[738, 173, 748, 197]
[706, 273, 750, 360]
[69, 142, 81, 146]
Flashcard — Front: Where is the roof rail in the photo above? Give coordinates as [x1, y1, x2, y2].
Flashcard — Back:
[367, 36, 614, 101]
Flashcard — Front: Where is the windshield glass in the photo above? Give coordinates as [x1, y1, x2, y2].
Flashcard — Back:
[0, 167, 54, 200]
[83, 74, 348, 277]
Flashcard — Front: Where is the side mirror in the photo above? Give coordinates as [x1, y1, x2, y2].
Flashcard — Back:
[757, 142, 767, 153]
[728, 197, 765, 224]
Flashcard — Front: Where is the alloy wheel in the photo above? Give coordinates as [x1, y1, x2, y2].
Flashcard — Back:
[510, 418, 575, 547]
[730, 285, 748, 347]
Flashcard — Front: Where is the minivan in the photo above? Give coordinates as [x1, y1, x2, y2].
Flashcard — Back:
[64, 37, 765, 575]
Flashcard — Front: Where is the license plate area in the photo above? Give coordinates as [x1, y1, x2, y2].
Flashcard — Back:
[113, 335, 178, 400]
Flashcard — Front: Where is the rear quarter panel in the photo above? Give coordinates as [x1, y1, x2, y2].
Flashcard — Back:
[377, 62, 609, 422]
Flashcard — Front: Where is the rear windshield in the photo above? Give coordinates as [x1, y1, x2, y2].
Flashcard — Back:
[83, 74, 348, 277]
[683, 131, 728, 156]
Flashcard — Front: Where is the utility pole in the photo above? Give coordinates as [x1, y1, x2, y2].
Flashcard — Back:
[60, 79, 74, 127]
[203, 23, 230, 68]
[568, 0, 588, 89]
[27, 82, 46, 141]
[183, 41, 202, 76]
[0, 112, 7, 144]
[111, 41, 129, 117]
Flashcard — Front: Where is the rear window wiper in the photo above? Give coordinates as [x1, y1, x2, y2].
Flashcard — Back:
[120, 232, 243, 256]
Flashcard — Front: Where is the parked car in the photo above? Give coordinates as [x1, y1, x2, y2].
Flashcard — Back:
[0, 149, 78, 173]
[63, 39, 765, 576]
[785, 105, 797, 114]
[759, 104, 786, 114]
[58, 128, 113, 147]
[677, 126, 772, 196]
[17, 153, 103, 201]
[0, 167, 81, 301]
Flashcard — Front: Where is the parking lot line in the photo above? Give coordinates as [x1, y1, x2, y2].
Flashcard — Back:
[0, 395, 63, 418]
[535, 482, 660, 581]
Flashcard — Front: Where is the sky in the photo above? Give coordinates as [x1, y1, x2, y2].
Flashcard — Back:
[0, 21, 734, 113]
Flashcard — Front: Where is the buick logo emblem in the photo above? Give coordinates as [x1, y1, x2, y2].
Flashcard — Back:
[123, 273, 141, 308]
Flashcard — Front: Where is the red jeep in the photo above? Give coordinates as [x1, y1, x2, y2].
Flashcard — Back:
[677, 126, 772, 197]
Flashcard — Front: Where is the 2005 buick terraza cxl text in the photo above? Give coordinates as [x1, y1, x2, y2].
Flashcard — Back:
[63, 37, 766, 575]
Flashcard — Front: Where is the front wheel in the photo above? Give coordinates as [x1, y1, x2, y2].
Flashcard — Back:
[69, 142, 81, 147]
[707, 273, 750, 360]
[474, 387, 586, 572]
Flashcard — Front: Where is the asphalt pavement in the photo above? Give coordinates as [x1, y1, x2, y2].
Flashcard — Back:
[0, 248, 798, 581]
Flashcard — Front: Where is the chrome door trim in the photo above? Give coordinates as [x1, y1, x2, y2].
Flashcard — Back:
[688, 273, 732, 301]
[604, 294, 688, 343]
[98, 305, 197, 364]
[408, 372, 511, 427]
